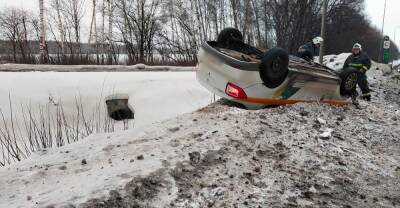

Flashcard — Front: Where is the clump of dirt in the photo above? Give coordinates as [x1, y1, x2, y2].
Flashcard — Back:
[169, 150, 227, 205]
[196, 100, 232, 113]
[80, 169, 171, 208]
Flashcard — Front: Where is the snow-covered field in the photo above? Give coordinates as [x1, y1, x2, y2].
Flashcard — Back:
[0, 56, 399, 207]
[0, 72, 212, 130]
[0, 71, 214, 166]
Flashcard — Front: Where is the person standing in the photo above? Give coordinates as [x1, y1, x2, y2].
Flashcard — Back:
[343, 43, 372, 101]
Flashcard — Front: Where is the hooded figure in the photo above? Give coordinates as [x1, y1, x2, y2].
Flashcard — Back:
[297, 37, 323, 61]
[343, 43, 372, 101]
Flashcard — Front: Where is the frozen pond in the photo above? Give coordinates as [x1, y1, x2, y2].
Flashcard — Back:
[0, 72, 214, 164]
[0, 72, 213, 130]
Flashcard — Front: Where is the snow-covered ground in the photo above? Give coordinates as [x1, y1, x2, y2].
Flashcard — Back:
[0, 71, 214, 166]
[321, 53, 394, 75]
[0, 57, 399, 207]
[393, 59, 399, 66]
[0, 72, 212, 130]
[393, 59, 400, 71]
[319, 53, 351, 71]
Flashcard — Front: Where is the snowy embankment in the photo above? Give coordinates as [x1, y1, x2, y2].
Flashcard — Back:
[1, 55, 399, 207]
[321, 53, 394, 75]
[0, 72, 214, 166]
[0, 64, 195, 72]
[393, 60, 400, 70]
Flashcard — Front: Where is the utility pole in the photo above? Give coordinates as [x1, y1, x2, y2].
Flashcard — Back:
[319, 0, 328, 64]
[39, 0, 46, 64]
[378, 0, 387, 62]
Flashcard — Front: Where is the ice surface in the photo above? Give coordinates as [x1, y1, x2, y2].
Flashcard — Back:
[0, 72, 213, 131]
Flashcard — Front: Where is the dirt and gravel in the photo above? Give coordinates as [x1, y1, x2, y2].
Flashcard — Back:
[79, 70, 400, 208]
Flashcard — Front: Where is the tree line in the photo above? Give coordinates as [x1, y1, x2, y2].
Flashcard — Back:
[0, 0, 398, 65]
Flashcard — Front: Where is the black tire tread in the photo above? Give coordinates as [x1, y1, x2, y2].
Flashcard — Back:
[339, 67, 359, 96]
[217, 28, 244, 49]
[259, 48, 289, 88]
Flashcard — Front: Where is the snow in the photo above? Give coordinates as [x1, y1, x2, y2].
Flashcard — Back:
[320, 53, 397, 76]
[393, 60, 400, 71]
[0, 72, 213, 131]
[2, 99, 399, 207]
[0, 124, 162, 207]
[319, 128, 334, 139]
[0, 57, 399, 207]
[318, 53, 352, 71]
[316, 118, 327, 125]
[0, 70, 214, 207]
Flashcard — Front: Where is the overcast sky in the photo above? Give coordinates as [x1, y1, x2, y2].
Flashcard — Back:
[1, 0, 400, 44]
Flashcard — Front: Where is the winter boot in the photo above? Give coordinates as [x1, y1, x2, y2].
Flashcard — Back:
[362, 94, 371, 102]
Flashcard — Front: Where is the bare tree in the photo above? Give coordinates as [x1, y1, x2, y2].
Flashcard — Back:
[101, 0, 106, 63]
[54, 0, 86, 60]
[55, 0, 66, 57]
[1, 0, 398, 65]
[88, 0, 99, 63]
[39, 0, 47, 63]
[107, 0, 115, 64]
[0, 8, 37, 63]
[88, 0, 97, 44]
[114, 0, 162, 64]
[46, 0, 67, 62]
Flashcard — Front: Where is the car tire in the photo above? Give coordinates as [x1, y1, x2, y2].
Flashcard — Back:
[259, 48, 289, 88]
[217, 28, 244, 49]
[339, 67, 358, 96]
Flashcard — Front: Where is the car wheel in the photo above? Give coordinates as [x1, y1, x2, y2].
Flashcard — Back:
[259, 47, 289, 88]
[217, 28, 244, 49]
[339, 67, 358, 96]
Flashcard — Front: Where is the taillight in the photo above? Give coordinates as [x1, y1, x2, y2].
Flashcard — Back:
[225, 82, 247, 99]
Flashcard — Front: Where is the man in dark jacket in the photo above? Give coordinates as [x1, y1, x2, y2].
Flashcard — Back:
[343, 43, 372, 101]
[297, 37, 323, 61]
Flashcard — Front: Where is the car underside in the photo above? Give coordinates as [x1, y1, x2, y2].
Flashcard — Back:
[196, 28, 358, 109]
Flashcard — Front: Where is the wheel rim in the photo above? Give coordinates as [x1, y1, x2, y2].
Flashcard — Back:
[272, 57, 282, 73]
[269, 57, 285, 78]
[345, 73, 357, 90]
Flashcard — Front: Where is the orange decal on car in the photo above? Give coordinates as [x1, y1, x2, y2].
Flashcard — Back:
[239, 97, 351, 106]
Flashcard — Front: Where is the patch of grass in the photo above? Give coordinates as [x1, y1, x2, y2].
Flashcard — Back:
[0, 94, 131, 166]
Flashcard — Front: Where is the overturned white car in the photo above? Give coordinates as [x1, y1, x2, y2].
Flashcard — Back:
[196, 28, 359, 109]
